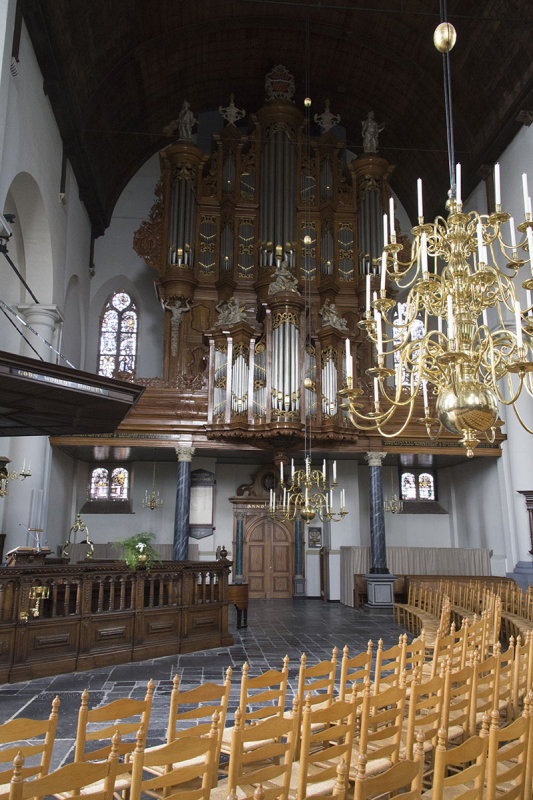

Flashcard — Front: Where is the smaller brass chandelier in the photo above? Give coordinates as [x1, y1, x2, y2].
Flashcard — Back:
[142, 463, 163, 511]
[384, 493, 404, 514]
[269, 457, 347, 524]
[0, 456, 31, 497]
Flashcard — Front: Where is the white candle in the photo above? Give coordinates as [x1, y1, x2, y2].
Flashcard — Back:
[456, 162, 461, 206]
[380, 250, 387, 291]
[341, 489, 345, 509]
[383, 213, 388, 247]
[366, 274, 371, 313]
[374, 378, 379, 404]
[437, 315, 442, 334]
[494, 163, 501, 207]
[509, 217, 517, 249]
[482, 309, 488, 327]
[477, 222, 484, 264]
[515, 299, 523, 348]
[283, 487, 287, 508]
[522, 173, 529, 216]
[374, 308, 383, 354]
[280, 461, 284, 484]
[322, 459, 326, 477]
[422, 379, 429, 411]
[417, 178, 424, 219]
[306, 458, 310, 477]
[345, 338, 353, 379]
[333, 460, 337, 482]
[389, 197, 395, 238]
[433, 254, 438, 274]
[329, 489, 333, 509]
[291, 458, 295, 478]
[269, 488, 273, 509]
[526, 290, 532, 317]
[421, 232, 428, 276]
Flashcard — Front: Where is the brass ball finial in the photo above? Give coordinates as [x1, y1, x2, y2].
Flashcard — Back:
[434, 22, 457, 53]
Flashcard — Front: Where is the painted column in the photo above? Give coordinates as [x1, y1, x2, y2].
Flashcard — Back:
[3, 305, 63, 554]
[364, 451, 396, 607]
[293, 517, 306, 596]
[234, 511, 244, 583]
[173, 445, 195, 561]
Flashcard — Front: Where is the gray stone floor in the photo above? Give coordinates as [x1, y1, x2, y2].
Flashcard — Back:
[0, 599, 406, 768]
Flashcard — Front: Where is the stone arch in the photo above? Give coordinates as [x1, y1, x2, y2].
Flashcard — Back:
[3, 172, 54, 303]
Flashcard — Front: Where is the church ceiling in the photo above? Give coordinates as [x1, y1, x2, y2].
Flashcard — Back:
[22, 0, 533, 235]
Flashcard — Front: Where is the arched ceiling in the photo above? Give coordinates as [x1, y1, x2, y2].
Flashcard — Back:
[22, 0, 533, 236]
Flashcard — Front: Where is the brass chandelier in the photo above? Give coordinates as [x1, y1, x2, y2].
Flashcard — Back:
[340, 20, 533, 458]
[269, 457, 347, 524]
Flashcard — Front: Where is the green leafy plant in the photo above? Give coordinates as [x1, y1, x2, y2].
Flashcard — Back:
[116, 532, 161, 572]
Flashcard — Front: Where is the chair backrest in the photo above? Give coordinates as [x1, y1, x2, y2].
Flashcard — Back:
[431, 726, 489, 800]
[226, 700, 299, 800]
[358, 677, 407, 772]
[497, 638, 514, 723]
[403, 635, 426, 685]
[0, 695, 60, 785]
[486, 707, 529, 800]
[468, 648, 501, 736]
[4, 730, 122, 800]
[129, 716, 218, 800]
[298, 687, 360, 800]
[338, 642, 372, 701]
[373, 636, 406, 694]
[75, 679, 154, 762]
[166, 666, 232, 769]
[295, 648, 338, 720]
[237, 657, 289, 723]
[439, 661, 474, 743]
[353, 736, 424, 800]
[513, 632, 533, 718]
[404, 668, 445, 760]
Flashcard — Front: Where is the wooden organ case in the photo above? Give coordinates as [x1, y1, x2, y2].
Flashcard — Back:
[131, 66, 400, 453]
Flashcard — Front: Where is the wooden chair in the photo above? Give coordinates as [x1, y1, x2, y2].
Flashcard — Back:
[2, 730, 122, 800]
[485, 706, 530, 800]
[338, 642, 372, 701]
[145, 667, 232, 786]
[129, 715, 218, 800]
[294, 688, 360, 800]
[353, 736, 425, 800]
[372, 636, 406, 694]
[513, 632, 533, 718]
[294, 647, 338, 714]
[439, 661, 474, 745]
[0, 695, 60, 787]
[403, 635, 427, 690]
[497, 638, 515, 723]
[352, 676, 407, 779]
[428, 725, 489, 800]
[468, 648, 501, 736]
[215, 700, 299, 800]
[220, 660, 288, 758]
[74, 679, 154, 763]
[402, 668, 445, 763]
[427, 621, 468, 678]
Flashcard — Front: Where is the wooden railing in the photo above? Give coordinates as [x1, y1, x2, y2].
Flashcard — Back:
[0, 560, 233, 683]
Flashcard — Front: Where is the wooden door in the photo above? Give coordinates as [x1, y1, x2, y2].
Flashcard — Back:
[243, 516, 293, 599]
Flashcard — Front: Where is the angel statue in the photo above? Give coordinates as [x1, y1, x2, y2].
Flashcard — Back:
[319, 299, 349, 332]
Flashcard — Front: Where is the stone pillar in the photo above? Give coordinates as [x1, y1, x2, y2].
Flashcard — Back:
[3, 305, 63, 554]
[293, 517, 306, 596]
[233, 511, 244, 584]
[365, 451, 389, 573]
[173, 445, 195, 561]
[365, 451, 396, 608]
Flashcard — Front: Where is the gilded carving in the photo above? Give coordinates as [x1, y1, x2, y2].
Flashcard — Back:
[132, 180, 164, 271]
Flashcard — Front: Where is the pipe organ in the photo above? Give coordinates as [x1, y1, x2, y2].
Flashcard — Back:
[133, 65, 395, 450]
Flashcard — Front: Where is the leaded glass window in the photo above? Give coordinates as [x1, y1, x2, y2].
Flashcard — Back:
[418, 472, 435, 500]
[401, 472, 417, 500]
[400, 468, 437, 501]
[89, 466, 129, 501]
[98, 291, 138, 378]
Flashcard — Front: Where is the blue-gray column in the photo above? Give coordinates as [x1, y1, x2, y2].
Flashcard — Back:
[173, 445, 195, 561]
[234, 512, 244, 583]
[293, 517, 306, 596]
[365, 451, 389, 573]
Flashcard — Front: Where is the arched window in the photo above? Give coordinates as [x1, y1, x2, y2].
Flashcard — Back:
[89, 466, 130, 501]
[98, 291, 138, 378]
[400, 468, 437, 501]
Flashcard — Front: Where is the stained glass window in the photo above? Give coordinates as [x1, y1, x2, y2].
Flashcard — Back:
[90, 466, 129, 501]
[400, 469, 437, 501]
[401, 472, 417, 500]
[90, 468, 109, 500]
[418, 472, 435, 500]
[98, 291, 138, 378]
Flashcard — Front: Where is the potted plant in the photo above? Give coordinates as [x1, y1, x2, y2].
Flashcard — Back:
[116, 532, 161, 572]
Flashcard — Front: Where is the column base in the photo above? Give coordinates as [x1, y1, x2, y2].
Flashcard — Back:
[233, 574, 244, 585]
[365, 573, 397, 607]
[507, 561, 533, 591]
[293, 576, 306, 597]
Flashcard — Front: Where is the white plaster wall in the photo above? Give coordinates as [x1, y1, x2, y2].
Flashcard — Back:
[90, 154, 164, 378]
